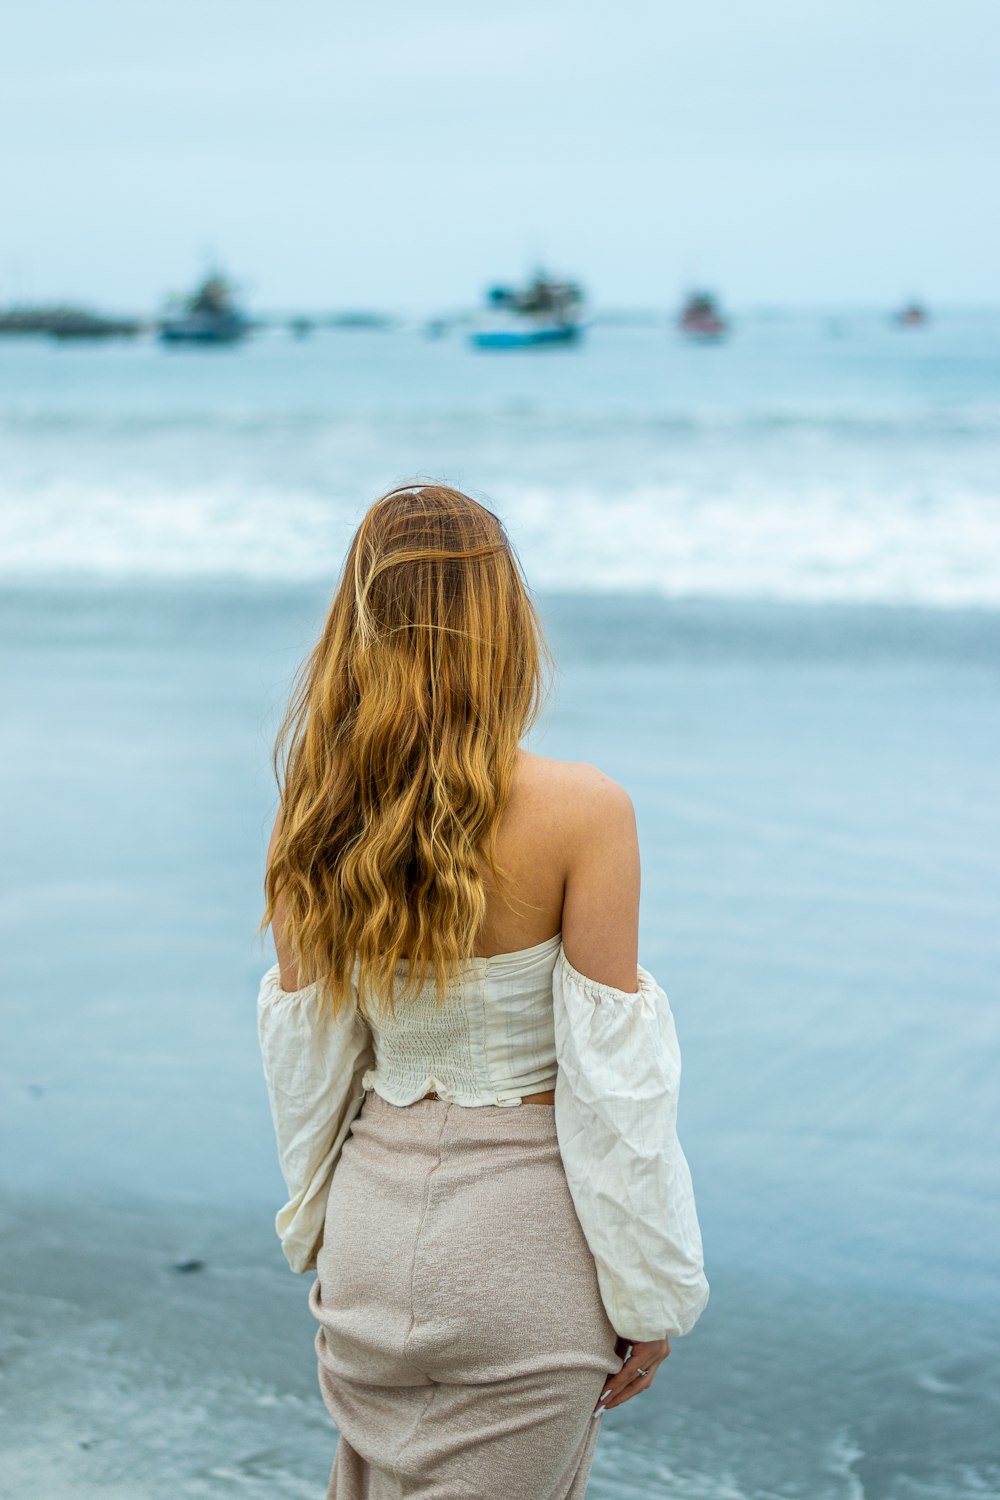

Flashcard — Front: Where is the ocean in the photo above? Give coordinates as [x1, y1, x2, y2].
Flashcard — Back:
[1, 314, 998, 1498]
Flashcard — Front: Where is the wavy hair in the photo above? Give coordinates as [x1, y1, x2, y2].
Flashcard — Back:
[258, 483, 554, 1022]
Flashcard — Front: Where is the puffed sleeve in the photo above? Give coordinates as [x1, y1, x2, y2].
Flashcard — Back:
[257, 961, 375, 1274]
[552, 944, 710, 1343]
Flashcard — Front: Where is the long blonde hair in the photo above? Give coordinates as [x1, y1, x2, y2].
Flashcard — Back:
[259, 483, 554, 1021]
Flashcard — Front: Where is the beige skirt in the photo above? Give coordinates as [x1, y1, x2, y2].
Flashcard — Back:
[308, 1086, 623, 1499]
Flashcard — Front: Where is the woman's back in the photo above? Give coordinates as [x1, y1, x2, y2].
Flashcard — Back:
[279, 747, 642, 998]
[468, 751, 639, 998]
[311, 747, 642, 1110]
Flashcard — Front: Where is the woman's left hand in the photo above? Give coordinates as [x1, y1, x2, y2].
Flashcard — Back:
[593, 1334, 671, 1413]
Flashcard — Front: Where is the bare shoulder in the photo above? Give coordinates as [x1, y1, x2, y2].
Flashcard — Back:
[517, 751, 641, 992]
[516, 750, 636, 840]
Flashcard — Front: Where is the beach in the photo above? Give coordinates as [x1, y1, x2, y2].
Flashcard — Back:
[2, 319, 999, 1497]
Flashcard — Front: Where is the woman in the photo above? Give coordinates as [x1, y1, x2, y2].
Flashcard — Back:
[257, 484, 709, 1499]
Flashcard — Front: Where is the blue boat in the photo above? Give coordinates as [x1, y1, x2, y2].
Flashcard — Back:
[471, 320, 583, 350]
[469, 271, 585, 350]
[159, 273, 250, 345]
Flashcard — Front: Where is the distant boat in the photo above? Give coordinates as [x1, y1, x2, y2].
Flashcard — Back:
[469, 271, 586, 349]
[894, 300, 929, 328]
[326, 311, 396, 330]
[678, 291, 728, 339]
[47, 310, 143, 341]
[159, 273, 250, 345]
[0, 305, 141, 340]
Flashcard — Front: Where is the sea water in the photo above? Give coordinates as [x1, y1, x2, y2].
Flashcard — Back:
[1, 316, 998, 1498]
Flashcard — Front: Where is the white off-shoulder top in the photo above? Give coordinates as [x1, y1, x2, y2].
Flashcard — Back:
[257, 935, 709, 1342]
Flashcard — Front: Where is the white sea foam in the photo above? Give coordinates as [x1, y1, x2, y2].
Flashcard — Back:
[2, 474, 999, 606]
[825, 1432, 868, 1500]
[915, 1370, 961, 1395]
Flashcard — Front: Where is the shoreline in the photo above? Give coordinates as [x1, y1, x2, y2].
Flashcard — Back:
[2, 1183, 997, 1500]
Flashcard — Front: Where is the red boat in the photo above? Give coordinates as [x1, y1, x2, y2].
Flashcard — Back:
[894, 301, 928, 328]
[679, 291, 728, 339]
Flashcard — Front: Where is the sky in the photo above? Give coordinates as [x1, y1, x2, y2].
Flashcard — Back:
[0, 0, 998, 313]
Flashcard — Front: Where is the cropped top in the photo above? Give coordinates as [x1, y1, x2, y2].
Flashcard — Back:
[257, 936, 710, 1342]
[359, 932, 564, 1105]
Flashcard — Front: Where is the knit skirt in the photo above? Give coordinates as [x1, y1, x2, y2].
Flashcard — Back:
[308, 1086, 623, 1500]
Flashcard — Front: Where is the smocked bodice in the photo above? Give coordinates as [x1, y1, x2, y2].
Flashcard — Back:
[354, 932, 562, 1107]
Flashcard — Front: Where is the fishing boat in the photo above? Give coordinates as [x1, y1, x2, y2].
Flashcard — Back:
[678, 291, 728, 339]
[894, 300, 929, 328]
[469, 271, 585, 349]
[158, 272, 250, 345]
[0, 305, 141, 340]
